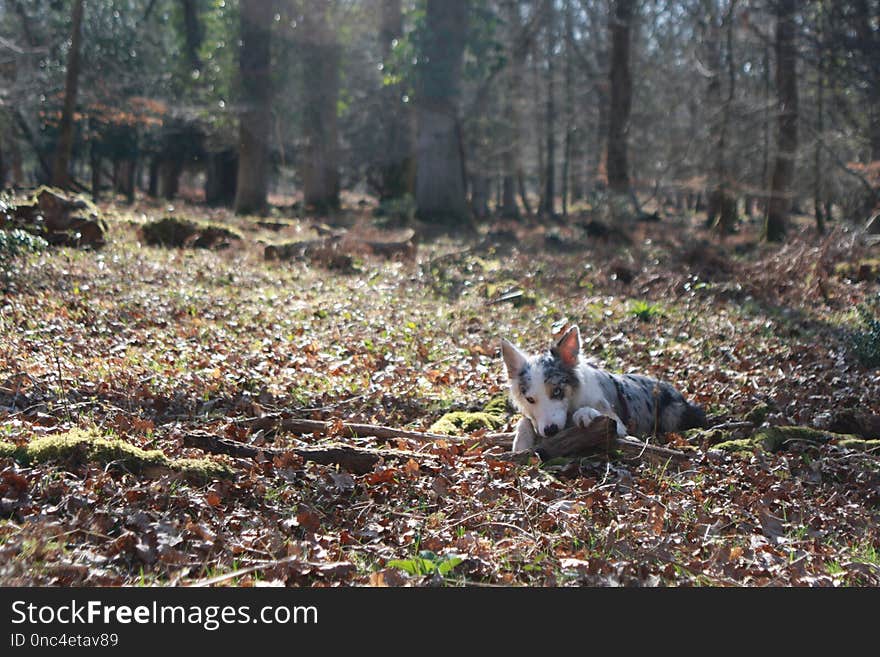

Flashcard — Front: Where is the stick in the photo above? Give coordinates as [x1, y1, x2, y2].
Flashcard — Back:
[240, 414, 691, 464]
[241, 415, 510, 447]
[182, 431, 434, 475]
[491, 417, 692, 466]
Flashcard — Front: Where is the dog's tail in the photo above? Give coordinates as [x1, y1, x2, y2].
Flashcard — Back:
[679, 402, 708, 430]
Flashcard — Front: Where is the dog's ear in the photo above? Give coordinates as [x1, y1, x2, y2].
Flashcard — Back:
[501, 339, 527, 378]
[555, 325, 581, 368]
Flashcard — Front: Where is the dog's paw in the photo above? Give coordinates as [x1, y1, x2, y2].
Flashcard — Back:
[572, 406, 602, 428]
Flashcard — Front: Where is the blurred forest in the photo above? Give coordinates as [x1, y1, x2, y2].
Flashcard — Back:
[0, 0, 878, 232]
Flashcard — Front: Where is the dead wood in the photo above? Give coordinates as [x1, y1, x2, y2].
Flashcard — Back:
[182, 431, 434, 475]
[241, 415, 510, 447]
[238, 414, 690, 465]
[491, 416, 692, 466]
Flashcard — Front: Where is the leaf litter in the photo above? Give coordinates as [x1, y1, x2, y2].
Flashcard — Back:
[1, 201, 879, 586]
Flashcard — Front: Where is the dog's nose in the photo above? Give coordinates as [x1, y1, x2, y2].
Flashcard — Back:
[544, 424, 559, 437]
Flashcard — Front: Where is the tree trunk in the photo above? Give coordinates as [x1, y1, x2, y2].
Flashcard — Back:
[764, 0, 798, 243]
[540, 5, 556, 217]
[234, 0, 272, 216]
[205, 150, 238, 207]
[375, 0, 414, 200]
[606, 0, 633, 196]
[114, 158, 135, 204]
[562, 0, 575, 217]
[705, 1, 738, 236]
[51, 0, 85, 189]
[147, 157, 159, 197]
[90, 134, 101, 201]
[761, 43, 770, 215]
[471, 174, 490, 218]
[181, 0, 203, 72]
[415, 0, 469, 224]
[158, 159, 182, 200]
[500, 9, 522, 219]
[301, 2, 340, 213]
[814, 3, 826, 235]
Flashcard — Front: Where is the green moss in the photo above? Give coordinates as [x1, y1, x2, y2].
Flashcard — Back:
[430, 395, 510, 435]
[714, 426, 861, 454]
[754, 426, 846, 452]
[483, 394, 509, 416]
[3, 429, 233, 482]
[0, 441, 19, 459]
[430, 411, 504, 435]
[744, 402, 772, 425]
[714, 438, 756, 452]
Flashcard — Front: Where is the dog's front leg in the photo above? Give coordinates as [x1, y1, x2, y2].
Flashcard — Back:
[574, 403, 628, 438]
[512, 417, 538, 452]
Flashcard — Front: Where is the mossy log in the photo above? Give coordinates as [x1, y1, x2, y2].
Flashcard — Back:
[3, 186, 107, 247]
[714, 425, 866, 453]
[0, 429, 233, 482]
[141, 216, 243, 249]
[429, 395, 509, 435]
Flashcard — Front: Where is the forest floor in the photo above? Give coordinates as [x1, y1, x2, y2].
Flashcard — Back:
[1, 192, 879, 586]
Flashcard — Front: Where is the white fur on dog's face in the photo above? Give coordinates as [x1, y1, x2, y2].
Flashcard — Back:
[501, 329, 581, 439]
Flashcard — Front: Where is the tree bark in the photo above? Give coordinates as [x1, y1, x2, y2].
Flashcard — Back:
[90, 128, 101, 201]
[814, 3, 826, 234]
[539, 5, 556, 217]
[764, 0, 798, 243]
[234, 0, 272, 216]
[205, 150, 238, 207]
[705, 1, 738, 236]
[495, 416, 691, 466]
[606, 0, 633, 196]
[562, 0, 575, 218]
[374, 0, 415, 201]
[182, 432, 435, 476]
[51, 0, 85, 189]
[147, 157, 159, 197]
[500, 2, 523, 218]
[158, 159, 182, 200]
[180, 0, 203, 72]
[302, 2, 341, 212]
[415, 0, 470, 224]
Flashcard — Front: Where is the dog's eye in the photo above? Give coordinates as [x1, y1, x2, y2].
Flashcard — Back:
[551, 386, 563, 399]
[525, 396, 535, 405]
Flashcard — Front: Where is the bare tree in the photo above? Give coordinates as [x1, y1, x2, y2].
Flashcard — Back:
[539, 4, 556, 217]
[181, 0, 204, 72]
[302, 1, 341, 212]
[765, 0, 798, 242]
[373, 0, 414, 201]
[51, 0, 85, 188]
[606, 0, 633, 198]
[704, 0, 738, 236]
[415, 0, 469, 223]
[234, 0, 273, 216]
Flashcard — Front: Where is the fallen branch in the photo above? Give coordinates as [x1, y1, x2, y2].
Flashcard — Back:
[241, 415, 510, 448]
[491, 416, 692, 466]
[183, 431, 434, 475]
[239, 414, 691, 465]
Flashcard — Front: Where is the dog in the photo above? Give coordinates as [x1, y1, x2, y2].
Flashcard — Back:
[501, 325, 707, 451]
